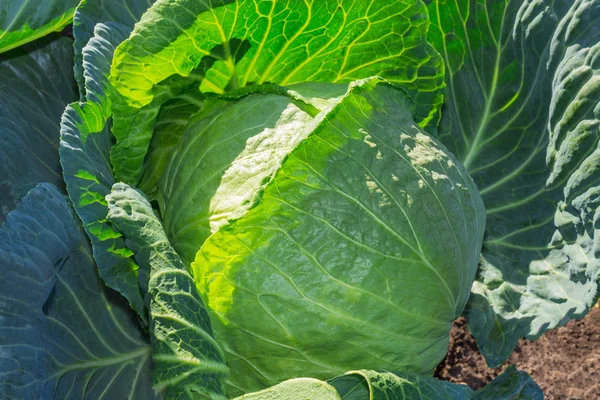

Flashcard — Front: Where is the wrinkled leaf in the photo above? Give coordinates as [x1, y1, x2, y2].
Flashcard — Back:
[109, 0, 445, 184]
[234, 378, 342, 400]
[427, 0, 600, 364]
[107, 183, 229, 400]
[73, 0, 156, 96]
[60, 19, 149, 321]
[330, 370, 472, 399]
[60, 102, 148, 322]
[80, 21, 132, 109]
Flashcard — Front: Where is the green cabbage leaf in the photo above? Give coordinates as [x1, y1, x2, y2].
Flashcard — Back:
[0, 0, 79, 53]
[0, 36, 77, 220]
[0, 184, 156, 399]
[59, 27, 147, 320]
[59, 0, 157, 321]
[426, 0, 600, 365]
[106, 183, 229, 400]
[109, 0, 445, 185]
[72, 0, 156, 96]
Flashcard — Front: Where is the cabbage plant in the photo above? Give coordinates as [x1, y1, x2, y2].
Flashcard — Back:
[1, 0, 598, 399]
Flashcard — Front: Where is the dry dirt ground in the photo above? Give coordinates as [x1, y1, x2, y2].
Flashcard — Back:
[435, 303, 600, 399]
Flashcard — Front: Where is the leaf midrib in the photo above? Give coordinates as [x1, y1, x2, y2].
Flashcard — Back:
[50, 346, 150, 378]
[460, 2, 507, 170]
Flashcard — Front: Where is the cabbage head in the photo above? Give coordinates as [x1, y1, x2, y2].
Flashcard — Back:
[157, 78, 486, 394]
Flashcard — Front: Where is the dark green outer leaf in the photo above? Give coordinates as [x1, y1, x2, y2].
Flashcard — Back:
[0, 0, 78, 53]
[73, 0, 156, 97]
[60, 102, 148, 323]
[107, 183, 229, 400]
[471, 366, 543, 400]
[109, 0, 445, 185]
[0, 35, 77, 221]
[81, 21, 133, 110]
[427, 0, 600, 365]
[0, 184, 155, 399]
[60, 22, 148, 321]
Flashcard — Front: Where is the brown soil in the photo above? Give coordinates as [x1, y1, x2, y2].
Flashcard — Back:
[435, 303, 600, 399]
